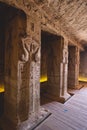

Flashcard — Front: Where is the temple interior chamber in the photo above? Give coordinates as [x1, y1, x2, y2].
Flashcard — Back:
[0, 1, 87, 130]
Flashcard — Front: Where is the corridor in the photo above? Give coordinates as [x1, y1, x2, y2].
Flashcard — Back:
[0, 1, 87, 130]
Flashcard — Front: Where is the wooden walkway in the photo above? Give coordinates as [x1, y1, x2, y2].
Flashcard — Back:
[35, 87, 87, 130]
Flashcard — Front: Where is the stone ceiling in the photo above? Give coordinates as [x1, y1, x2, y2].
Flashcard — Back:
[0, 0, 87, 49]
[34, 0, 87, 49]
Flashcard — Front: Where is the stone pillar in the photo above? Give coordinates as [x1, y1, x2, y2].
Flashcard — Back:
[68, 46, 79, 89]
[47, 37, 70, 102]
[59, 39, 70, 100]
[18, 13, 50, 130]
[1, 10, 49, 130]
[19, 11, 51, 130]
[26, 15, 41, 117]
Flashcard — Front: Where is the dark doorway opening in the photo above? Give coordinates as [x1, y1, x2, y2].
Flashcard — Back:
[40, 31, 60, 105]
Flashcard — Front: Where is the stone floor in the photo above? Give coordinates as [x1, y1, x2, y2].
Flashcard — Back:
[35, 87, 87, 130]
[1, 85, 87, 130]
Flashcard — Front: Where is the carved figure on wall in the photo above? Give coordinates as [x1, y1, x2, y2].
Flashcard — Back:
[31, 40, 40, 62]
[21, 36, 32, 62]
[17, 34, 40, 122]
[63, 48, 68, 64]
[21, 35, 40, 62]
[17, 35, 32, 123]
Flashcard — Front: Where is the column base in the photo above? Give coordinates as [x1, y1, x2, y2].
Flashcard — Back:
[68, 83, 81, 89]
[18, 107, 51, 130]
[43, 92, 71, 103]
[0, 108, 51, 130]
[60, 92, 71, 102]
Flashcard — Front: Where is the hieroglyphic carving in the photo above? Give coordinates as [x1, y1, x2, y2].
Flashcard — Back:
[17, 35, 31, 123]
[28, 39, 40, 115]
[17, 35, 40, 122]
[18, 35, 32, 89]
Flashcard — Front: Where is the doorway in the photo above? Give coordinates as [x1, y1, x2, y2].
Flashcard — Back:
[40, 31, 63, 105]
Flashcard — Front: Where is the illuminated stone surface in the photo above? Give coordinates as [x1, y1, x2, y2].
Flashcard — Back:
[0, 0, 87, 130]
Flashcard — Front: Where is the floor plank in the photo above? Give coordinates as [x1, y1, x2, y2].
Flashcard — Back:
[35, 87, 87, 130]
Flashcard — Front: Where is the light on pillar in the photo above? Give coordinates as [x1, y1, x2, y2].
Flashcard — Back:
[40, 76, 48, 83]
[79, 77, 87, 82]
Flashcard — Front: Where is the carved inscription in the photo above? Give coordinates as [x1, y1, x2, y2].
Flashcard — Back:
[17, 35, 40, 120]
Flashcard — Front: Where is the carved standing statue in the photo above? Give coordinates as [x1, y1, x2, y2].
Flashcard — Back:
[17, 35, 40, 123]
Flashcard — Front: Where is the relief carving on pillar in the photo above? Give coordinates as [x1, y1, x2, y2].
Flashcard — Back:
[17, 35, 32, 122]
[21, 35, 40, 62]
[18, 35, 33, 90]
[62, 47, 68, 64]
[17, 35, 40, 121]
[21, 36, 32, 62]
[28, 39, 40, 115]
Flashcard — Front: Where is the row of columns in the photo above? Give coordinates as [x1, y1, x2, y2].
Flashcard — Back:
[2, 11, 44, 130]
[46, 37, 70, 102]
[1, 13, 80, 130]
[45, 36, 80, 102]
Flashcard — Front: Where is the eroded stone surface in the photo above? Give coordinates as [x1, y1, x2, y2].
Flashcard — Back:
[0, 0, 86, 130]
[68, 46, 79, 89]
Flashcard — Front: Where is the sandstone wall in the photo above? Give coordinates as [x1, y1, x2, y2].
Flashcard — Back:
[68, 46, 79, 88]
[4, 9, 27, 124]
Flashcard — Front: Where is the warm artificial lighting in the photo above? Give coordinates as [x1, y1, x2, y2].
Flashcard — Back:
[40, 76, 48, 82]
[0, 77, 48, 92]
[79, 77, 87, 82]
[0, 84, 5, 93]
